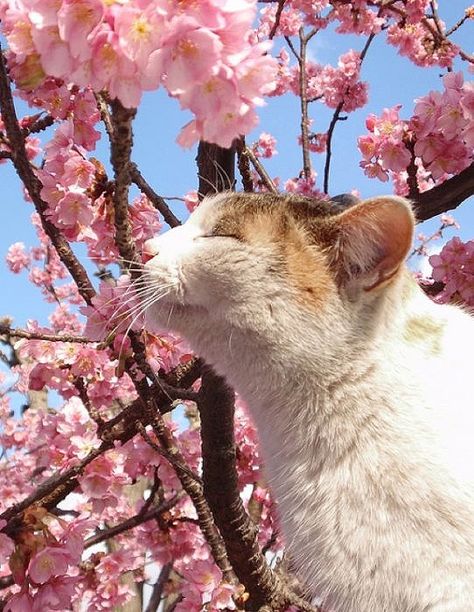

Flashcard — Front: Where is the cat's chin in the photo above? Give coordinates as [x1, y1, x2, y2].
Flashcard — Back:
[145, 301, 208, 336]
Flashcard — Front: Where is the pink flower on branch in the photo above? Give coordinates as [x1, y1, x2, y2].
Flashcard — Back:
[6, 242, 31, 273]
[28, 547, 71, 585]
[57, 0, 104, 61]
[1, 0, 277, 146]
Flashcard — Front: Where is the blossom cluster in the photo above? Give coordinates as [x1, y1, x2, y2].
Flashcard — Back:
[0, 0, 277, 147]
[0, 370, 274, 609]
[358, 72, 474, 193]
[291, 50, 369, 112]
[1, 1, 473, 610]
[429, 237, 474, 306]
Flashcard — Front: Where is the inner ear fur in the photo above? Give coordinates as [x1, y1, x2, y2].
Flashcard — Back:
[327, 196, 415, 294]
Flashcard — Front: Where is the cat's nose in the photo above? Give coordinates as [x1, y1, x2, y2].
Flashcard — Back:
[142, 239, 158, 263]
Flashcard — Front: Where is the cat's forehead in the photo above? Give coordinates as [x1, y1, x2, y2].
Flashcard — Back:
[191, 192, 342, 238]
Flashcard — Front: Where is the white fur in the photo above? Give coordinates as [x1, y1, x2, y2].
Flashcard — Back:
[143, 195, 474, 611]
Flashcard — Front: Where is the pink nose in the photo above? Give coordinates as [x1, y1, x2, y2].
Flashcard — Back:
[142, 242, 157, 263]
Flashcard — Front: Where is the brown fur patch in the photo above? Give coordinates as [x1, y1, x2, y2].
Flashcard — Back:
[210, 193, 338, 308]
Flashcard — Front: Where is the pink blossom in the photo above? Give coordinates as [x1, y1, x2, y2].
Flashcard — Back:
[211, 581, 239, 609]
[82, 275, 142, 340]
[114, 5, 164, 69]
[4, 590, 34, 612]
[153, 17, 223, 95]
[130, 194, 162, 248]
[8, 53, 46, 91]
[254, 132, 277, 159]
[413, 90, 443, 137]
[2, 9, 36, 61]
[28, 547, 71, 585]
[62, 155, 95, 190]
[429, 237, 474, 305]
[379, 139, 411, 173]
[213, 107, 259, 148]
[54, 191, 94, 228]
[31, 26, 75, 79]
[182, 559, 222, 594]
[184, 190, 199, 213]
[33, 576, 79, 610]
[6, 242, 31, 273]
[0, 519, 14, 559]
[57, 0, 103, 61]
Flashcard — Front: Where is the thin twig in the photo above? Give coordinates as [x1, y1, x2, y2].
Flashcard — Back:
[269, 0, 287, 39]
[0, 324, 94, 345]
[323, 32, 376, 194]
[130, 163, 181, 228]
[145, 562, 174, 612]
[85, 494, 182, 548]
[284, 35, 300, 62]
[136, 409, 236, 583]
[23, 113, 54, 136]
[138, 424, 202, 486]
[73, 377, 105, 427]
[298, 27, 312, 181]
[0, 359, 202, 535]
[445, 11, 471, 37]
[95, 92, 114, 141]
[109, 99, 138, 272]
[0, 443, 106, 526]
[0, 44, 96, 305]
[241, 146, 278, 194]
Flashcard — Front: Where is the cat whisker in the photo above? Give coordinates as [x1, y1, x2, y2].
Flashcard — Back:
[197, 173, 219, 195]
[212, 158, 235, 191]
[108, 283, 174, 325]
[106, 289, 172, 350]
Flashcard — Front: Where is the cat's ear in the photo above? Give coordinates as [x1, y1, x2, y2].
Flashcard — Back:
[328, 196, 415, 296]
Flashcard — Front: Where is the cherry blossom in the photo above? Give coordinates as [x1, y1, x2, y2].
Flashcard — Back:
[0, 2, 473, 610]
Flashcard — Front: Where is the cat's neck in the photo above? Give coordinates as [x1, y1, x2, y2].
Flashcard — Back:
[206, 272, 446, 460]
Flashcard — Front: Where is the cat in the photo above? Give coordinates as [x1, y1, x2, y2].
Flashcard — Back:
[142, 192, 474, 612]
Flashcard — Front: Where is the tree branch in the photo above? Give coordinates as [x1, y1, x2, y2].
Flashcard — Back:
[0, 359, 202, 536]
[412, 162, 474, 222]
[197, 141, 236, 198]
[269, 0, 287, 39]
[137, 406, 237, 583]
[197, 367, 280, 609]
[84, 494, 182, 548]
[197, 367, 319, 612]
[0, 324, 94, 345]
[145, 562, 173, 612]
[323, 31, 376, 194]
[0, 45, 96, 305]
[109, 99, 138, 271]
[237, 143, 277, 194]
[130, 163, 181, 228]
[298, 27, 312, 181]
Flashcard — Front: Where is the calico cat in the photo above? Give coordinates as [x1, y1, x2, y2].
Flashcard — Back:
[142, 192, 474, 611]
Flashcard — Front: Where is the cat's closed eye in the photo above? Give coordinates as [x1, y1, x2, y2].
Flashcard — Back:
[200, 233, 241, 241]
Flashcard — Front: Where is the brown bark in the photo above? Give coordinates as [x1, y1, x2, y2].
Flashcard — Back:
[197, 141, 236, 198]
[412, 162, 474, 222]
[198, 368, 283, 610]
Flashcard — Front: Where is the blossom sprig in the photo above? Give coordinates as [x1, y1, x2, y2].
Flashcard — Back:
[429, 237, 474, 305]
[358, 72, 474, 193]
[0, 0, 278, 147]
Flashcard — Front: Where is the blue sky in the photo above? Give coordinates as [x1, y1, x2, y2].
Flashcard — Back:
[0, 4, 473, 330]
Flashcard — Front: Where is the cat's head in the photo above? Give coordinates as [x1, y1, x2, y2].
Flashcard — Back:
[141, 192, 415, 349]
